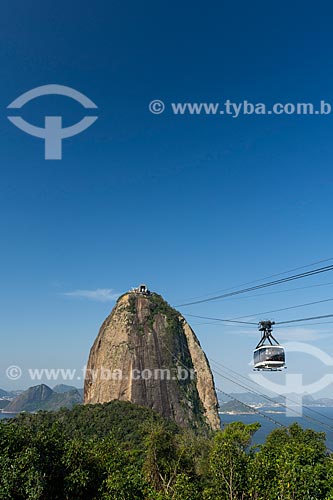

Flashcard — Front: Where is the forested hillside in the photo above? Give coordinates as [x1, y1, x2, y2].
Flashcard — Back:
[0, 400, 332, 499]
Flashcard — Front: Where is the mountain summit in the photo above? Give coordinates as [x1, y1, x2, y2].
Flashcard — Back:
[84, 287, 220, 430]
[4, 384, 82, 412]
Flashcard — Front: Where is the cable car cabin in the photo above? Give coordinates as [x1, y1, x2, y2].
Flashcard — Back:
[253, 320, 286, 371]
[253, 345, 285, 371]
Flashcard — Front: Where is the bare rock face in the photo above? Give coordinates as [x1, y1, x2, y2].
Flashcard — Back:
[84, 291, 220, 431]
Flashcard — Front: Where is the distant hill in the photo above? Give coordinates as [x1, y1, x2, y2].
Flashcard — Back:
[315, 398, 333, 407]
[219, 400, 256, 414]
[219, 393, 268, 405]
[0, 399, 10, 410]
[0, 388, 15, 411]
[53, 384, 83, 397]
[271, 393, 315, 405]
[4, 384, 82, 413]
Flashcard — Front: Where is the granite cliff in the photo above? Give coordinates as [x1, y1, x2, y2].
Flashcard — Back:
[84, 289, 220, 431]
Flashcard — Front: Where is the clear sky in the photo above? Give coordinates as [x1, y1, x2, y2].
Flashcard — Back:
[1, 0, 333, 398]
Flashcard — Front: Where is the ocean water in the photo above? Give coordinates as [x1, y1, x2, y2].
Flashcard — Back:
[220, 407, 333, 449]
[0, 413, 18, 420]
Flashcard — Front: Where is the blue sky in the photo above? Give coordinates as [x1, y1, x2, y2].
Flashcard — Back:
[1, 0, 333, 398]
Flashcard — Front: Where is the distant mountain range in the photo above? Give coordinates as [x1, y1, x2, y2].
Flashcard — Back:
[0, 384, 83, 413]
[53, 384, 84, 397]
[0, 388, 23, 398]
[218, 392, 333, 409]
[2, 386, 333, 415]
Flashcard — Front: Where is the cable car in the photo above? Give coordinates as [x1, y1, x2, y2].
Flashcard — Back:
[253, 320, 286, 371]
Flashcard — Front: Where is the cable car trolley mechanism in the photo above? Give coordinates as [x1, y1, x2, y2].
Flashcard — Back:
[253, 320, 286, 371]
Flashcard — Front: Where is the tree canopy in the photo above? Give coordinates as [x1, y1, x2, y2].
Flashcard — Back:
[0, 402, 333, 500]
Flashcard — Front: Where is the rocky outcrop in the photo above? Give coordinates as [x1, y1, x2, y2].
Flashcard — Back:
[181, 320, 220, 430]
[84, 291, 220, 431]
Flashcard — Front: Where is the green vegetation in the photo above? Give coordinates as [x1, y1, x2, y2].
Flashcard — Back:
[127, 293, 137, 315]
[1, 401, 333, 499]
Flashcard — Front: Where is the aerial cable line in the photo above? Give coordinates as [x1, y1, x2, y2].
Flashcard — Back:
[185, 313, 257, 325]
[190, 318, 333, 329]
[233, 297, 333, 320]
[157, 327, 277, 424]
[190, 320, 255, 327]
[175, 265, 333, 307]
[212, 365, 330, 428]
[179, 258, 333, 302]
[211, 365, 333, 433]
[186, 313, 333, 326]
[155, 307, 333, 430]
[277, 314, 333, 325]
[214, 384, 333, 452]
[207, 281, 333, 303]
[211, 358, 333, 426]
[277, 320, 333, 328]
[214, 385, 285, 428]
[156, 318, 333, 447]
